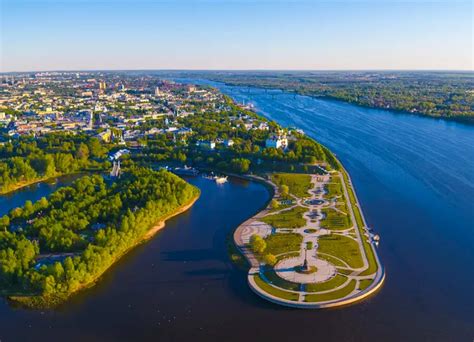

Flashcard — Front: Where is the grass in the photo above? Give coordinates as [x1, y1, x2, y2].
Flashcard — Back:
[341, 170, 378, 276]
[271, 173, 312, 198]
[264, 233, 303, 255]
[276, 252, 300, 261]
[305, 274, 348, 292]
[320, 208, 352, 230]
[317, 234, 364, 268]
[358, 279, 373, 291]
[262, 267, 300, 291]
[324, 175, 344, 199]
[254, 274, 299, 301]
[304, 279, 356, 302]
[268, 202, 293, 213]
[337, 268, 355, 275]
[317, 253, 347, 267]
[261, 206, 307, 228]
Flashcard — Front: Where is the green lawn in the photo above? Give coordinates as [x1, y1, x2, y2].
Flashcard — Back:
[321, 208, 352, 230]
[261, 206, 307, 228]
[341, 170, 378, 276]
[317, 253, 347, 267]
[254, 274, 299, 301]
[358, 279, 374, 291]
[262, 267, 301, 291]
[264, 233, 303, 255]
[324, 176, 344, 199]
[271, 173, 312, 198]
[317, 234, 364, 268]
[304, 279, 356, 302]
[305, 274, 348, 292]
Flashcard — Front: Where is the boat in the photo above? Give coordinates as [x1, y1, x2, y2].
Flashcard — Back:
[172, 165, 198, 176]
[214, 175, 228, 184]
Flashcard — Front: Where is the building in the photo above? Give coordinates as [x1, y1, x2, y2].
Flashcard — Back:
[199, 140, 216, 150]
[265, 135, 288, 149]
[97, 129, 112, 143]
[154, 87, 161, 96]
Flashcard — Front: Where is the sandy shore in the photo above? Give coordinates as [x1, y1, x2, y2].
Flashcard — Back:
[144, 195, 200, 240]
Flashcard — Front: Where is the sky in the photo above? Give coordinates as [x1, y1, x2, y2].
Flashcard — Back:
[1, 0, 473, 72]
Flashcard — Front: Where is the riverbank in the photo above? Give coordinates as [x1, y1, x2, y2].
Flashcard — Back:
[0, 169, 103, 196]
[0, 174, 66, 196]
[202, 79, 474, 125]
[7, 188, 200, 309]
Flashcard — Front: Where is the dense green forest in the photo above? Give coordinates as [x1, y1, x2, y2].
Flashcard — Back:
[0, 168, 199, 307]
[0, 133, 110, 194]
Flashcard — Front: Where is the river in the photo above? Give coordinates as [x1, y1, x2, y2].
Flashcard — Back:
[1, 82, 473, 341]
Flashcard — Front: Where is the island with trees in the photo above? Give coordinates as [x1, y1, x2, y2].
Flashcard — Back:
[0, 167, 199, 307]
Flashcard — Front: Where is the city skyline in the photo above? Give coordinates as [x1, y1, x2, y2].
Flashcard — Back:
[1, 0, 472, 72]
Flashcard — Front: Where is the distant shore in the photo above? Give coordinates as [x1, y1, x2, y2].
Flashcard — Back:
[211, 80, 474, 125]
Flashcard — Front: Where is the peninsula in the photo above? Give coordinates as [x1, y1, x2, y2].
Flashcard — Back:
[0, 74, 383, 309]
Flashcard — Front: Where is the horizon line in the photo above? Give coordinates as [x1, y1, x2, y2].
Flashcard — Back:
[2, 68, 473, 74]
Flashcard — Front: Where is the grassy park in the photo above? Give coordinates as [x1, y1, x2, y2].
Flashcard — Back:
[264, 233, 303, 255]
[320, 208, 352, 230]
[261, 206, 307, 228]
[238, 171, 382, 307]
[318, 234, 364, 268]
[271, 173, 312, 198]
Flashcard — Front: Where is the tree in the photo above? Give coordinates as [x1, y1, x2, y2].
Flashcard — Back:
[249, 234, 266, 254]
[281, 184, 289, 197]
[76, 143, 90, 161]
[88, 138, 106, 158]
[0, 216, 10, 231]
[270, 199, 279, 210]
[263, 253, 277, 266]
[230, 158, 251, 173]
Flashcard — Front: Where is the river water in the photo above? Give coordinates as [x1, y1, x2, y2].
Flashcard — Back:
[1, 82, 473, 341]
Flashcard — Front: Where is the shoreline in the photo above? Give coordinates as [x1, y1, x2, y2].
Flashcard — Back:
[0, 175, 64, 196]
[209, 79, 474, 126]
[7, 192, 200, 309]
[0, 170, 102, 196]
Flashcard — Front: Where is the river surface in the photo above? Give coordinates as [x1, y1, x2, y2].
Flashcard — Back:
[1, 82, 474, 341]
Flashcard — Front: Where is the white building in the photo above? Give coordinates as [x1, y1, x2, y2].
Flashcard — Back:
[265, 135, 288, 149]
[199, 140, 216, 150]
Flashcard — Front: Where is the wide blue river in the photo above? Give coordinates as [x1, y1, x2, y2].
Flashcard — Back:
[179, 79, 474, 338]
[0, 80, 473, 341]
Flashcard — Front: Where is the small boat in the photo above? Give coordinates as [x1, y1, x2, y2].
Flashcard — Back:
[202, 173, 215, 180]
[173, 165, 198, 176]
[214, 176, 228, 184]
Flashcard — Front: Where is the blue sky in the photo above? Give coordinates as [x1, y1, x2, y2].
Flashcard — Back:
[1, 0, 472, 72]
